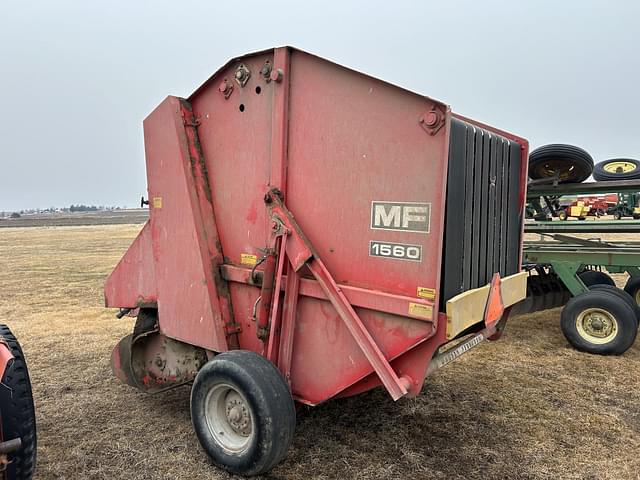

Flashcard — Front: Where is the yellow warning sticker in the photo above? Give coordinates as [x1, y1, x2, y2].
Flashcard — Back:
[408, 302, 433, 320]
[240, 253, 258, 265]
[152, 197, 163, 209]
[417, 287, 436, 300]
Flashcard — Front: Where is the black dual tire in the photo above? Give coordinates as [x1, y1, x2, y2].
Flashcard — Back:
[191, 350, 295, 476]
[624, 276, 640, 307]
[578, 270, 615, 287]
[561, 290, 638, 355]
[588, 284, 640, 320]
[528, 144, 594, 184]
[593, 158, 640, 181]
[0, 325, 36, 480]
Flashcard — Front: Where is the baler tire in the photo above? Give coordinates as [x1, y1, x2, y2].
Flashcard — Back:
[623, 276, 640, 308]
[578, 270, 616, 287]
[593, 158, 640, 181]
[558, 210, 568, 221]
[588, 284, 640, 321]
[560, 290, 638, 355]
[190, 350, 295, 476]
[0, 325, 37, 480]
[528, 144, 594, 184]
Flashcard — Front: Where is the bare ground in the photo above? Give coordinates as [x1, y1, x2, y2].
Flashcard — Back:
[1, 225, 639, 480]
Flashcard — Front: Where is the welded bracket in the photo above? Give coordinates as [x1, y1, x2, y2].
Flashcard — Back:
[264, 189, 410, 400]
[550, 261, 588, 296]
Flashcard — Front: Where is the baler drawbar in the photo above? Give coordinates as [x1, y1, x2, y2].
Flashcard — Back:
[105, 46, 528, 475]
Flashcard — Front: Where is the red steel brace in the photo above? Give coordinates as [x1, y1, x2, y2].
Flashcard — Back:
[264, 189, 411, 400]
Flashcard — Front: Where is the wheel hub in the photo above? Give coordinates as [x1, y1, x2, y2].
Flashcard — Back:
[603, 161, 637, 174]
[225, 392, 251, 436]
[535, 161, 575, 180]
[204, 383, 254, 453]
[576, 308, 618, 343]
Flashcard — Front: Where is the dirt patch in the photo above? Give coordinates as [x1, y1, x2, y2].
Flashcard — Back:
[1, 225, 638, 479]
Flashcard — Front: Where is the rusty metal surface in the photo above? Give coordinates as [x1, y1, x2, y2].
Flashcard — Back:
[111, 331, 207, 393]
[107, 47, 528, 404]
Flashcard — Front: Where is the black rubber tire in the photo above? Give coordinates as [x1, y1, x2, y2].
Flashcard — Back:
[529, 276, 545, 313]
[549, 275, 566, 308]
[190, 350, 295, 476]
[614, 211, 622, 220]
[578, 270, 616, 287]
[561, 290, 638, 355]
[528, 144, 594, 184]
[589, 284, 640, 321]
[623, 276, 640, 307]
[558, 210, 568, 221]
[593, 158, 640, 181]
[0, 325, 36, 480]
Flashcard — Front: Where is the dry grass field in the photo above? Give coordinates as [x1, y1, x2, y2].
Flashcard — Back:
[1, 225, 639, 479]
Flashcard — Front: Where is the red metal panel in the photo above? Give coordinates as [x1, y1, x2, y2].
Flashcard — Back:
[288, 300, 434, 404]
[190, 53, 276, 353]
[285, 50, 450, 301]
[104, 221, 157, 307]
[143, 97, 228, 352]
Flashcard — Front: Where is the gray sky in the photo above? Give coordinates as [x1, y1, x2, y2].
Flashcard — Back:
[1, 0, 639, 211]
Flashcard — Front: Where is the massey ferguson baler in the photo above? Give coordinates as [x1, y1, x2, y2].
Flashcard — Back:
[105, 47, 529, 475]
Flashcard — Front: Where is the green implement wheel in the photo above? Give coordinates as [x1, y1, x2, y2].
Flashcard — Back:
[560, 290, 638, 355]
[593, 158, 640, 181]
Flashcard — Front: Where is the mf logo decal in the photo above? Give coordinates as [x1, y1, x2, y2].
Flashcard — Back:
[370, 201, 431, 233]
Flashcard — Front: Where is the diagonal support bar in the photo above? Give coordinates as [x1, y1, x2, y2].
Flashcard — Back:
[265, 190, 409, 400]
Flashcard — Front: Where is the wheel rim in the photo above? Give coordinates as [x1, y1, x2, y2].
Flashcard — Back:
[575, 307, 618, 344]
[634, 289, 640, 306]
[602, 161, 637, 174]
[533, 161, 575, 180]
[204, 383, 254, 454]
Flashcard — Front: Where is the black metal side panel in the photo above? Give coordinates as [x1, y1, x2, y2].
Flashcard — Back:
[440, 118, 522, 309]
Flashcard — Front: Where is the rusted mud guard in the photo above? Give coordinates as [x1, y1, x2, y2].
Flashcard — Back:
[111, 310, 208, 393]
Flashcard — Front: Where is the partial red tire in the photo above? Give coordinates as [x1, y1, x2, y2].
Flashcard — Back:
[0, 325, 36, 480]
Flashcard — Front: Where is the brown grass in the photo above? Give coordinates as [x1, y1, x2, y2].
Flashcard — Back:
[1, 225, 639, 480]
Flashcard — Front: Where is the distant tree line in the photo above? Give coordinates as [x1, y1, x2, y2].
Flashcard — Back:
[1, 205, 123, 219]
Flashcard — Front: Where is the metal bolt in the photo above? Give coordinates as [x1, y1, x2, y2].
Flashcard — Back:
[270, 68, 284, 83]
[260, 61, 272, 80]
[219, 79, 233, 99]
[423, 111, 439, 127]
[271, 222, 279, 231]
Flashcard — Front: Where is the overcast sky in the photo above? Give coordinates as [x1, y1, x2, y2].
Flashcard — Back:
[1, 0, 639, 211]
